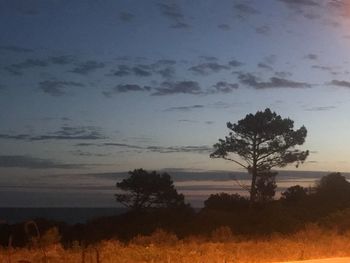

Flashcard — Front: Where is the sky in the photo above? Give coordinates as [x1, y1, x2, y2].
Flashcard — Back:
[1, 0, 350, 179]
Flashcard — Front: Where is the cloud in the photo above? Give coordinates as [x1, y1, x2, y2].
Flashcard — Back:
[305, 106, 336, 111]
[156, 67, 175, 79]
[39, 80, 85, 96]
[0, 155, 84, 169]
[255, 25, 270, 35]
[218, 24, 231, 31]
[0, 45, 34, 53]
[205, 121, 214, 125]
[200, 56, 219, 62]
[263, 54, 277, 65]
[78, 140, 213, 154]
[112, 65, 132, 77]
[178, 119, 198, 123]
[157, 2, 190, 29]
[171, 22, 190, 29]
[70, 60, 105, 75]
[152, 81, 202, 96]
[103, 84, 151, 97]
[278, 0, 320, 7]
[330, 80, 350, 88]
[189, 62, 230, 75]
[210, 81, 239, 93]
[103, 142, 144, 149]
[238, 73, 311, 89]
[146, 145, 212, 154]
[132, 66, 152, 76]
[0, 126, 106, 141]
[163, 104, 204, 112]
[5, 59, 48, 75]
[31, 126, 105, 141]
[0, 134, 31, 140]
[258, 63, 273, 70]
[228, 59, 244, 67]
[155, 59, 176, 66]
[111, 61, 176, 79]
[70, 150, 110, 157]
[48, 55, 75, 65]
[234, 2, 260, 19]
[305, 53, 318, 60]
[119, 12, 134, 22]
[75, 143, 96, 147]
[274, 71, 293, 78]
[312, 65, 333, 72]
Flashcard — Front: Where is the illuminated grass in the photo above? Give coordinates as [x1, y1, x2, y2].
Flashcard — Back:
[2, 225, 350, 263]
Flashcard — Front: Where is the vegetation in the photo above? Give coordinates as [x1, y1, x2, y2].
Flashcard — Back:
[2, 225, 350, 263]
[2, 172, 350, 263]
[210, 108, 309, 203]
[115, 169, 188, 210]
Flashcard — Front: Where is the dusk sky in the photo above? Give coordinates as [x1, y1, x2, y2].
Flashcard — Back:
[2, 0, 350, 177]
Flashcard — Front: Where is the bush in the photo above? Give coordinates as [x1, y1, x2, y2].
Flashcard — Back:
[204, 193, 249, 211]
[211, 226, 234, 242]
[130, 229, 178, 246]
[281, 185, 308, 203]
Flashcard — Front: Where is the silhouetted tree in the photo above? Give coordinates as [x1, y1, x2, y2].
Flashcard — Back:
[210, 108, 309, 203]
[315, 172, 350, 203]
[317, 172, 350, 193]
[255, 170, 277, 203]
[281, 185, 308, 203]
[204, 193, 249, 211]
[115, 169, 187, 210]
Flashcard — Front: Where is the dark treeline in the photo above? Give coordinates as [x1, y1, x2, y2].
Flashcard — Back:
[2, 171, 350, 248]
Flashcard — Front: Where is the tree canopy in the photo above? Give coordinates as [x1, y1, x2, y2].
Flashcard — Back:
[210, 108, 309, 203]
[115, 169, 187, 210]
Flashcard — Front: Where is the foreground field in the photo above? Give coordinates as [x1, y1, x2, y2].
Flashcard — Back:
[2, 226, 350, 263]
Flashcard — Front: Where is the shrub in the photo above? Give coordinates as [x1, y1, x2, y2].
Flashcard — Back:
[211, 226, 234, 242]
[130, 229, 178, 246]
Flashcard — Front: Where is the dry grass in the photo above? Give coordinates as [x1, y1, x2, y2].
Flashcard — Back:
[2, 225, 350, 263]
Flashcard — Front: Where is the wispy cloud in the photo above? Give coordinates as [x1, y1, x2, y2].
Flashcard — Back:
[70, 60, 105, 75]
[0, 126, 106, 141]
[255, 25, 270, 35]
[39, 80, 85, 96]
[233, 2, 260, 19]
[329, 80, 350, 88]
[5, 59, 48, 75]
[304, 106, 336, 111]
[119, 12, 134, 22]
[0, 155, 84, 169]
[101, 142, 212, 154]
[189, 62, 230, 75]
[209, 81, 239, 93]
[163, 104, 204, 112]
[278, 0, 320, 7]
[304, 53, 318, 60]
[103, 84, 151, 97]
[218, 24, 231, 31]
[157, 2, 190, 28]
[48, 55, 75, 65]
[0, 45, 34, 53]
[257, 63, 273, 71]
[229, 59, 244, 67]
[152, 81, 202, 96]
[238, 73, 311, 89]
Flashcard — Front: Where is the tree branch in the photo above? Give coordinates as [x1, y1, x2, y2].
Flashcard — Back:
[223, 156, 248, 169]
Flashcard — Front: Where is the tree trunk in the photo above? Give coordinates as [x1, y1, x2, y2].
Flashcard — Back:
[250, 135, 258, 205]
[250, 167, 257, 205]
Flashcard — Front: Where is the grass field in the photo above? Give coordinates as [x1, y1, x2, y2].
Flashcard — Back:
[2, 225, 350, 263]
